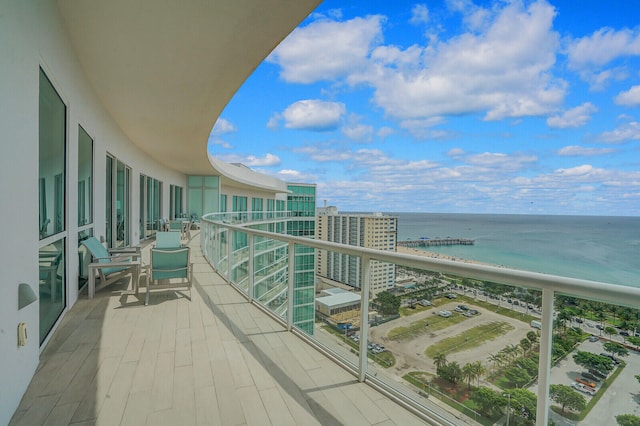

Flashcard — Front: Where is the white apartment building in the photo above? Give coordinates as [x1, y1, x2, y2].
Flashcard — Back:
[316, 209, 397, 295]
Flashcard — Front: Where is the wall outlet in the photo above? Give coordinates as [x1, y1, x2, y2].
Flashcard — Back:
[18, 322, 28, 346]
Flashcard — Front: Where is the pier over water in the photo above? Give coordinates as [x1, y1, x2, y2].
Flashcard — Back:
[398, 238, 475, 247]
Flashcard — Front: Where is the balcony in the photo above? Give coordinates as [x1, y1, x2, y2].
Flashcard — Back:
[201, 213, 640, 426]
[10, 233, 432, 426]
[12, 214, 640, 425]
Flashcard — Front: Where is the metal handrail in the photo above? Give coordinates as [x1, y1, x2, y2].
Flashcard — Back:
[200, 212, 640, 426]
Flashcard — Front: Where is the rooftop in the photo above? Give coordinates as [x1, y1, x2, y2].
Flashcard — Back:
[10, 233, 439, 426]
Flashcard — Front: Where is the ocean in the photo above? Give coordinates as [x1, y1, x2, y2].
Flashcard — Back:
[392, 213, 640, 288]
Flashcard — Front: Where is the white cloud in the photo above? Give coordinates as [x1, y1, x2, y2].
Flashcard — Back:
[452, 151, 537, 173]
[597, 121, 640, 144]
[409, 4, 429, 26]
[615, 85, 640, 106]
[355, 0, 565, 121]
[218, 153, 281, 167]
[211, 117, 237, 135]
[341, 123, 374, 142]
[546, 103, 597, 128]
[566, 27, 640, 70]
[399, 117, 452, 139]
[271, 169, 318, 183]
[208, 118, 236, 150]
[281, 100, 346, 131]
[207, 139, 232, 150]
[376, 126, 395, 139]
[267, 15, 384, 84]
[266, 114, 280, 130]
[557, 145, 616, 156]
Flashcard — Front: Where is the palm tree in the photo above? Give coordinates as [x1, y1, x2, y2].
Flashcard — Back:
[488, 353, 501, 372]
[472, 361, 486, 387]
[433, 352, 448, 371]
[462, 362, 475, 390]
[557, 309, 572, 331]
[526, 330, 539, 349]
[520, 338, 531, 356]
[508, 344, 520, 361]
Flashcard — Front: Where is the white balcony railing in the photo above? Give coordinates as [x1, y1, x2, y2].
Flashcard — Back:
[200, 212, 640, 426]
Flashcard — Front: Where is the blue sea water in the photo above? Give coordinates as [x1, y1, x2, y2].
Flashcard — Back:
[393, 213, 640, 288]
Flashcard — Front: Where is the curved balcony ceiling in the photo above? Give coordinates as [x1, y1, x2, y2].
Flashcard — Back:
[57, 0, 321, 175]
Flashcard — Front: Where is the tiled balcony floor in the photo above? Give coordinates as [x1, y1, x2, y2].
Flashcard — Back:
[10, 234, 428, 426]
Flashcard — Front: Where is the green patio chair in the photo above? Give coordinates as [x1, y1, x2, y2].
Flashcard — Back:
[81, 236, 140, 298]
[155, 231, 181, 248]
[145, 246, 192, 305]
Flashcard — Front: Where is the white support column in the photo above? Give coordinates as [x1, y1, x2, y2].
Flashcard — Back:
[536, 288, 554, 425]
[287, 241, 295, 331]
[358, 255, 371, 382]
[248, 233, 254, 302]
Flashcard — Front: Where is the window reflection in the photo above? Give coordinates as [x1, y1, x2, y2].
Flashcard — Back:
[78, 126, 93, 227]
[39, 68, 67, 344]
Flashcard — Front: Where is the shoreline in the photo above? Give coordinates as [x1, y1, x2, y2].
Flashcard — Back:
[395, 245, 495, 267]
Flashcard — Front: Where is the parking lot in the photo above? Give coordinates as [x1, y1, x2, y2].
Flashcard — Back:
[528, 338, 640, 425]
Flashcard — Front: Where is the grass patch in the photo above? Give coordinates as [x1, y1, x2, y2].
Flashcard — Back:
[425, 321, 514, 358]
[388, 313, 469, 340]
[399, 304, 431, 317]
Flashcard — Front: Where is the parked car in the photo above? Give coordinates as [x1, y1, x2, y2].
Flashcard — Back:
[581, 372, 600, 382]
[620, 331, 630, 336]
[445, 293, 457, 299]
[458, 304, 468, 310]
[572, 382, 596, 396]
[419, 299, 432, 306]
[438, 310, 452, 318]
[588, 335, 599, 342]
[600, 353, 620, 364]
[596, 324, 604, 330]
[575, 318, 584, 323]
[576, 377, 596, 388]
[454, 307, 463, 313]
[589, 369, 608, 379]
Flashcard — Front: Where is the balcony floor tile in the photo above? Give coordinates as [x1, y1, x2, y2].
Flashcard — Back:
[10, 233, 428, 426]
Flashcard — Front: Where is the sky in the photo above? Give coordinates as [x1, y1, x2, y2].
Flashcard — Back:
[208, 0, 640, 216]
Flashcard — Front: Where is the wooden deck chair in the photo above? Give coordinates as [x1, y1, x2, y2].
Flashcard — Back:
[145, 246, 193, 305]
[81, 236, 140, 298]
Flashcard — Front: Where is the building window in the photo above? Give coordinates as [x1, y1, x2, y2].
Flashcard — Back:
[39, 68, 67, 344]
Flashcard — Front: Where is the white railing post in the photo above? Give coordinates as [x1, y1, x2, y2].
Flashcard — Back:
[536, 288, 554, 425]
[287, 241, 295, 331]
[248, 233, 254, 302]
[358, 255, 371, 382]
[227, 229, 233, 284]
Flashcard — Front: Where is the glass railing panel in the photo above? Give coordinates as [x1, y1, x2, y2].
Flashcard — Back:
[310, 248, 362, 368]
[198, 214, 640, 425]
[217, 228, 228, 276]
[544, 294, 638, 426]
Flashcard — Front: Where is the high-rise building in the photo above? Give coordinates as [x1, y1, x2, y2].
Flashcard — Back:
[286, 183, 317, 334]
[316, 208, 397, 295]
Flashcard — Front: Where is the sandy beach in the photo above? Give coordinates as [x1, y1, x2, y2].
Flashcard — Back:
[396, 245, 492, 266]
